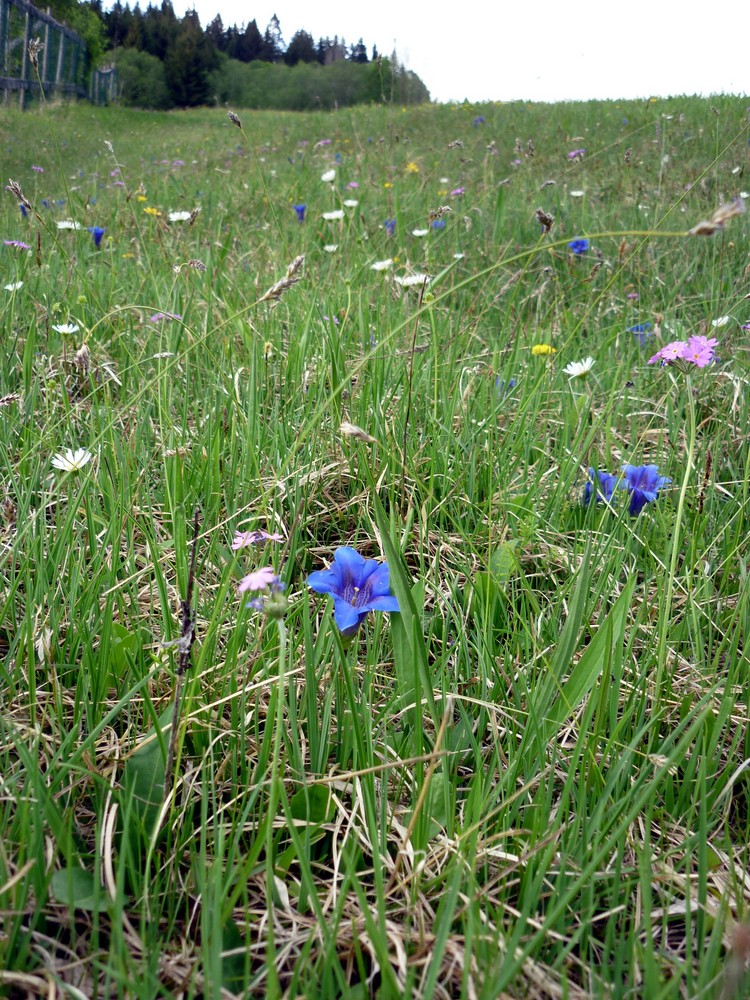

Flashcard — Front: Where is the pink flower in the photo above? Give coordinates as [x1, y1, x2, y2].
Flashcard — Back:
[451, 186, 465, 196]
[237, 566, 280, 594]
[232, 528, 284, 549]
[648, 341, 687, 364]
[682, 335, 718, 367]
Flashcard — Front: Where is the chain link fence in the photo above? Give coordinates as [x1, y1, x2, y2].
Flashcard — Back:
[0, 0, 117, 106]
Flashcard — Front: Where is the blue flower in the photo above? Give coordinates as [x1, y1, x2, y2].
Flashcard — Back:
[495, 377, 517, 400]
[620, 464, 671, 516]
[568, 238, 590, 255]
[431, 218, 446, 230]
[293, 203, 306, 222]
[627, 322, 653, 345]
[87, 226, 105, 248]
[19, 204, 28, 217]
[307, 546, 400, 638]
[583, 468, 618, 506]
[384, 218, 396, 237]
[473, 115, 485, 126]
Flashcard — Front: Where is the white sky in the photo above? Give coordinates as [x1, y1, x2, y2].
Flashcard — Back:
[172, 0, 749, 104]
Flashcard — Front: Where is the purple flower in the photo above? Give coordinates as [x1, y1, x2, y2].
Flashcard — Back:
[293, 203, 306, 222]
[568, 148, 586, 160]
[238, 566, 283, 594]
[451, 187, 465, 197]
[31, 165, 44, 173]
[232, 528, 284, 549]
[681, 335, 718, 368]
[648, 337, 717, 368]
[583, 468, 618, 506]
[87, 226, 105, 248]
[149, 312, 182, 323]
[4, 240, 31, 250]
[346, 181, 359, 189]
[620, 464, 671, 516]
[172, 159, 185, 167]
[307, 546, 400, 638]
[473, 116, 485, 126]
[495, 377, 517, 399]
[568, 238, 589, 255]
[384, 218, 396, 237]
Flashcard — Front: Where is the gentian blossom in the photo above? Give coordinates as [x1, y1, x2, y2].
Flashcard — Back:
[293, 204, 306, 222]
[628, 322, 653, 344]
[620, 464, 671, 516]
[87, 226, 105, 248]
[473, 116, 485, 125]
[384, 219, 396, 237]
[307, 546, 400, 638]
[431, 219, 446, 230]
[583, 468, 618, 506]
[568, 238, 589, 254]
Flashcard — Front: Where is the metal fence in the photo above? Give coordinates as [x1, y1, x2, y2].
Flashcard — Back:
[0, 0, 117, 106]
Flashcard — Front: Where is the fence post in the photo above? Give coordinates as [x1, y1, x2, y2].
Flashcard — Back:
[55, 32, 64, 86]
[19, 9, 29, 108]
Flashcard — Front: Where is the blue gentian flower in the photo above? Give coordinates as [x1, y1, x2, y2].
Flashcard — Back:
[473, 115, 485, 126]
[628, 322, 653, 345]
[568, 238, 590, 255]
[583, 468, 618, 506]
[87, 226, 105, 248]
[384, 218, 396, 237]
[307, 546, 400, 638]
[495, 377, 517, 399]
[41, 199, 51, 209]
[620, 464, 671, 516]
[293, 203, 306, 222]
[431, 218, 446, 230]
[19, 204, 28, 218]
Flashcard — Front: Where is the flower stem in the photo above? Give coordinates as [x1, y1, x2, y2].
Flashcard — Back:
[264, 617, 287, 1000]
[654, 374, 696, 709]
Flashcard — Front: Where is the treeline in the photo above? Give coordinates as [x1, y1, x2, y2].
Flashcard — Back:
[42, 0, 430, 109]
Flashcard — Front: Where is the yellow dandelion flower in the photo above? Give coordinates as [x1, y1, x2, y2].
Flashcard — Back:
[143, 207, 161, 217]
[531, 344, 556, 356]
[136, 194, 147, 202]
[406, 161, 420, 174]
[384, 182, 393, 189]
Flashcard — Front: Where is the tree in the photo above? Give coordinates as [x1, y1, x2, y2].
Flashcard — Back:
[261, 14, 284, 62]
[284, 29, 316, 66]
[348, 38, 368, 63]
[164, 10, 218, 106]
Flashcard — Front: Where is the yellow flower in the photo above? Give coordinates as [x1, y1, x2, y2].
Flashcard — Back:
[122, 252, 135, 258]
[531, 344, 556, 356]
[143, 207, 161, 216]
[405, 162, 419, 174]
[384, 182, 393, 189]
[136, 194, 147, 202]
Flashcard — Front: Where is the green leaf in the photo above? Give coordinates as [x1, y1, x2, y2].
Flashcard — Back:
[49, 866, 106, 913]
[289, 784, 332, 825]
[109, 622, 139, 674]
[123, 704, 172, 837]
[221, 919, 249, 994]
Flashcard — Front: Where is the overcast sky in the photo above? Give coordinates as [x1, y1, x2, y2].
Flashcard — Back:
[171, 0, 749, 104]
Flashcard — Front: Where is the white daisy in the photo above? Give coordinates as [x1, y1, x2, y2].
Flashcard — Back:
[563, 357, 595, 379]
[569, 190, 585, 198]
[51, 323, 80, 335]
[711, 315, 730, 327]
[370, 259, 393, 271]
[51, 447, 93, 472]
[320, 169, 336, 183]
[56, 220, 82, 230]
[412, 228, 429, 237]
[168, 210, 192, 222]
[343, 199, 359, 208]
[453, 252, 465, 260]
[4, 281, 23, 291]
[394, 273, 430, 288]
[323, 244, 338, 253]
[322, 209, 344, 221]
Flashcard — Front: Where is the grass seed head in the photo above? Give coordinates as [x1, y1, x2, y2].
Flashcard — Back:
[6, 179, 31, 210]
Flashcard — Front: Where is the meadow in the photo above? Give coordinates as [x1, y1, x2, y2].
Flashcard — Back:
[1, 94, 749, 998]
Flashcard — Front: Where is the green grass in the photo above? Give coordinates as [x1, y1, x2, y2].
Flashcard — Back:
[1, 92, 749, 998]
